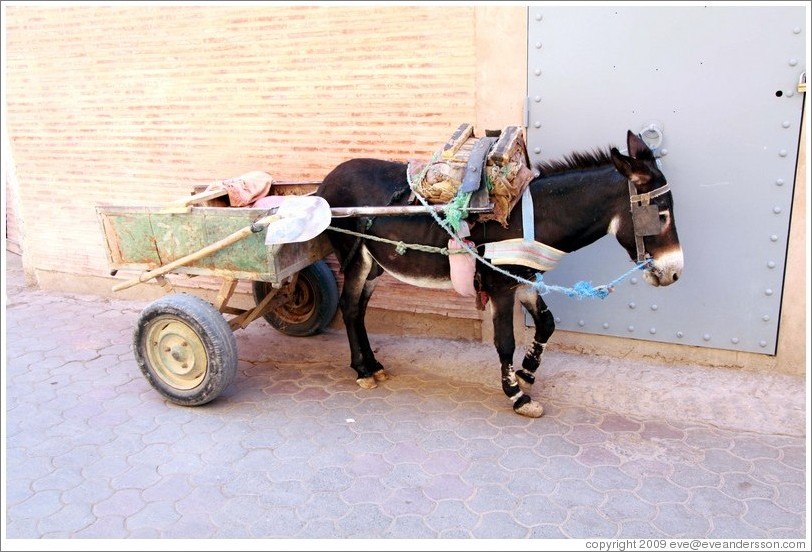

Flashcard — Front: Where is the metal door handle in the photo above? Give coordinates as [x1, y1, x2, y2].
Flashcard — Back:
[640, 122, 664, 150]
[639, 121, 666, 165]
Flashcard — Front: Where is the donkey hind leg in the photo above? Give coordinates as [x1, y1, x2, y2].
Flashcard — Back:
[515, 285, 555, 394]
[489, 289, 544, 418]
[338, 245, 386, 389]
[359, 261, 388, 384]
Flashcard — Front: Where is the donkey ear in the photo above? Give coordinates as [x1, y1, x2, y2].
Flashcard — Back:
[610, 147, 633, 177]
[626, 130, 651, 159]
[611, 145, 651, 186]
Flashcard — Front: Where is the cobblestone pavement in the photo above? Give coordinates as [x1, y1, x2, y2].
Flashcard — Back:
[3, 252, 809, 543]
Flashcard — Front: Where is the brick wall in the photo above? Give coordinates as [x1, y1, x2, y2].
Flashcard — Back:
[5, 5, 487, 319]
[5, 173, 22, 255]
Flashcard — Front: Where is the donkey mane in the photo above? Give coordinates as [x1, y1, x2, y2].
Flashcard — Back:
[534, 147, 616, 178]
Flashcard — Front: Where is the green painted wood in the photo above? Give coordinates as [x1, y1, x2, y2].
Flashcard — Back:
[203, 210, 269, 274]
[97, 205, 332, 284]
[100, 209, 161, 266]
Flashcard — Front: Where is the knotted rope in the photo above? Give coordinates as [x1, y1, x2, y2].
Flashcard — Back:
[325, 225, 467, 256]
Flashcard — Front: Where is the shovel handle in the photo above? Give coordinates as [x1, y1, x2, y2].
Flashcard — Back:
[167, 187, 229, 207]
[112, 214, 278, 292]
[159, 188, 230, 213]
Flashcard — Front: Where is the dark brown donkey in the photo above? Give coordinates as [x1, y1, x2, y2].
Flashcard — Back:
[317, 131, 683, 417]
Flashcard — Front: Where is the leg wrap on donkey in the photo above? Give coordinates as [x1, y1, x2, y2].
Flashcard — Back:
[502, 364, 544, 418]
[517, 340, 545, 381]
[515, 302, 554, 395]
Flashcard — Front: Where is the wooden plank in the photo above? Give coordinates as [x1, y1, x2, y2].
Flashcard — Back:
[330, 203, 493, 218]
[203, 209, 270, 274]
[213, 279, 238, 311]
[97, 207, 162, 267]
[228, 280, 284, 330]
[98, 204, 333, 286]
[440, 123, 474, 160]
[164, 187, 229, 210]
[111, 213, 279, 292]
[488, 126, 525, 165]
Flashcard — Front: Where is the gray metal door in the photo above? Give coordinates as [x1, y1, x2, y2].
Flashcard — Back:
[525, 5, 806, 354]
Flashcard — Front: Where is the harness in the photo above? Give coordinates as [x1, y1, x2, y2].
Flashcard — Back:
[482, 179, 671, 270]
[628, 181, 671, 262]
[331, 128, 672, 300]
[409, 124, 532, 229]
[482, 186, 566, 272]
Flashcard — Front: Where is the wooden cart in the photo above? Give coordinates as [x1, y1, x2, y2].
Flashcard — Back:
[98, 180, 495, 407]
[97, 182, 339, 406]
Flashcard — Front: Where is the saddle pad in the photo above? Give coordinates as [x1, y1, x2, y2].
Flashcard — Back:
[482, 238, 566, 272]
[410, 124, 531, 227]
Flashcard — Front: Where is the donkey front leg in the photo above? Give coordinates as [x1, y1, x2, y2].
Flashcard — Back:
[515, 285, 555, 394]
[489, 290, 544, 418]
[339, 246, 386, 389]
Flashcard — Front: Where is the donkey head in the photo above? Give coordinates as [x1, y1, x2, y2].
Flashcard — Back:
[610, 131, 684, 287]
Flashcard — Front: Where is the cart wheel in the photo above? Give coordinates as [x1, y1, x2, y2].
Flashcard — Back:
[133, 293, 237, 406]
[253, 260, 339, 337]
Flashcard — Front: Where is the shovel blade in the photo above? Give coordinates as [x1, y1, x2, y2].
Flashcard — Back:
[263, 195, 332, 245]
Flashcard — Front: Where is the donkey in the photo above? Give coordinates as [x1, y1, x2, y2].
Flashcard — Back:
[316, 131, 683, 417]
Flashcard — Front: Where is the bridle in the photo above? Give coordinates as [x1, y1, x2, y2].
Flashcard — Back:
[628, 181, 671, 263]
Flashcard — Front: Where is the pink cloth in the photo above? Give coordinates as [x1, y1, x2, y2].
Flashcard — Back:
[251, 195, 285, 210]
[206, 171, 273, 207]
[448, 238, 476, 297]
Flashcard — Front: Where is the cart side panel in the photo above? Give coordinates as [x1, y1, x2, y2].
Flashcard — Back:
[268, 235, 334, 282]
[198, 208, 334, 282]
[204, 210, 270, 274]
[97, 205, 333, 285]
[148, 212, 211, 269]
[97, 207, 162, 269]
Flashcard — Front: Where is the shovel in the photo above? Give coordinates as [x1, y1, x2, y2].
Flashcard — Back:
[260, 195, 332, 245]
[112, 195, 332, 292]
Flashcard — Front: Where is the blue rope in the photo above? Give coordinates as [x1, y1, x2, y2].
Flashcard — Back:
[531, 261, 650, 299]
[407, 161, 650, 299]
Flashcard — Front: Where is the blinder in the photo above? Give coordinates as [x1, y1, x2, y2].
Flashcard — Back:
[628, 181, 671, 262]
[632, 204, 661, 236]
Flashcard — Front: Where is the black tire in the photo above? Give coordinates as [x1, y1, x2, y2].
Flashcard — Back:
[133, 293, 238, 406]
[253, 260, 339, 337]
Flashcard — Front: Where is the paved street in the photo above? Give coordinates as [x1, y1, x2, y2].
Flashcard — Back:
[3, 251, 808, 544]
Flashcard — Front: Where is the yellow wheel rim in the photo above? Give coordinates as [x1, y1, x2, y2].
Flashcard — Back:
[144, 317, 208, 390]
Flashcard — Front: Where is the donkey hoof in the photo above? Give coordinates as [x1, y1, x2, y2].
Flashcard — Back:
[356, 376, 378, 390]
[372, 369, 388, 382]
[514, 400, 544, 418]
